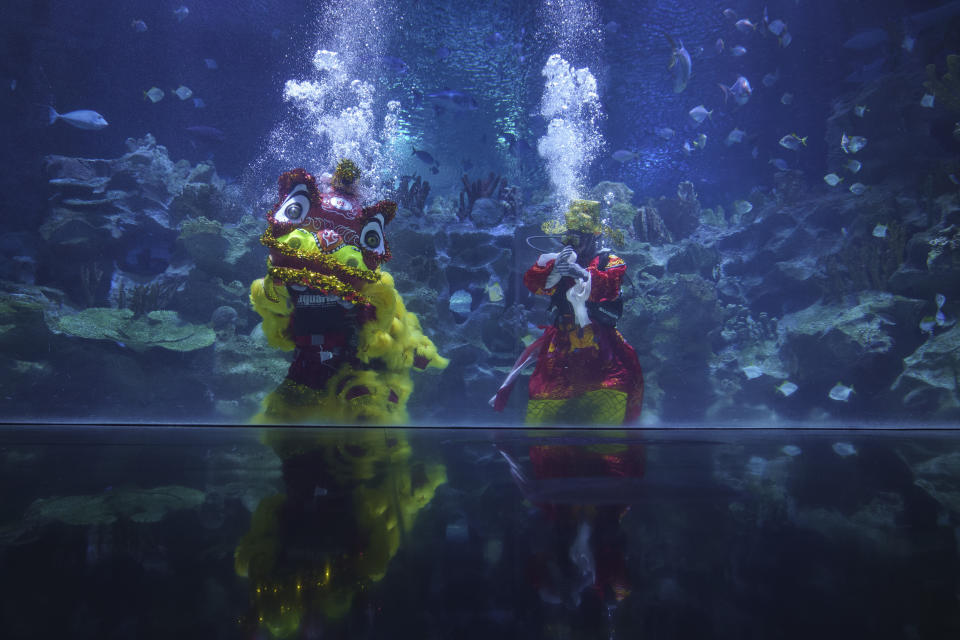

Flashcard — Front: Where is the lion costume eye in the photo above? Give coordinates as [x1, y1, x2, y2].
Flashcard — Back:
[275, 185, 310, 223]
[360, 215, 385, 254]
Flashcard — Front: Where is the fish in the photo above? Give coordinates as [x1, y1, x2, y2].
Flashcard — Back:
[693, 133, 708, 149]
[484, 31, 505, 46]
[47, 107, 108, 130]
[612, 150, 639, 163]
[131, 19, 147, 32]
[936, 293, 946, 309]
[604, 21, 620, 33]
[667, 36, 692, 93]
[778, 133, 807, 150]
[435, 45, 451, 61]
[921, 93, 935, 108]
[430, 166, 439, 175]
[654, 127, 675, 140]
[381, 55, 409, 75]
[173, 85, 193, 100]
[841, 133, 867, 154]
[849, 182, 866, 195]
[776, 382, 798, 397]
[823, 173, 843, 186]
[920, 316, 937, 333]
[682, 140, 695, 155]
[725, 128, 745, 145]
[843, 28, 888, 50]
[174, 5, 189, 22]
[427, 89, 478, 111]
[845, 57, 887, 84]
[844, 159, 862, 173]
[769, 158, 789, 171]
[204, 58, 218, 70]
[780, 92, 794, 105]
[735, 19, 756, 32]
[144, 87, 164, 103]
[779, 31, 793, 47]
[902, 34, 916, 52]
[781, 444, 802, 456]
[715, 38, 725, 54]
[411, 147, 436, 165]
[828, 382, 854, 402]
[872, 223, 888, 238]
[688, 105, 712, 123]
[767, 19, 787, 36]
[854, 105, 868, 117]
[448, 290, 472, 315]
[192, 97, 206, 109]
[723, 8, 737, 20]
[719, 75, 752, 105]
[832, 442, 857, 457]
[730, 45, 747, 57]
[486, 280, 504, 302]
[185, 125, 225, 143]
[762, 70, 779, 87]
[733, 200, 753, 215]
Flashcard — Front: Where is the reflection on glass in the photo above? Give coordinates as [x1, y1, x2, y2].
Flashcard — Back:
[235, 428, 445, 637]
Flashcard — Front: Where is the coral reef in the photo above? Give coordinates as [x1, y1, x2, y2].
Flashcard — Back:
[394, 174, 431, 216]
[47, 308, 215, 353]
[924, 54, 960, 113]
[458, 172, 505, 221]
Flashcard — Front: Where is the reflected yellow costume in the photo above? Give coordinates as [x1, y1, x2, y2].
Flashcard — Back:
[234, 429, 446, 636]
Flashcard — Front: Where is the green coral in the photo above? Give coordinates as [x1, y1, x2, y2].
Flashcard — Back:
[48, 307, 215, 352]
[924, 54, 960, 113]
[24, 485, 205, 527]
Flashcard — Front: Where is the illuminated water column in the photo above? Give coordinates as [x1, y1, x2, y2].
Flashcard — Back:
[536, 0, 606, 215]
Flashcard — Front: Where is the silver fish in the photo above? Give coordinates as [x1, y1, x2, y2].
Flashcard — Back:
[667, 36, 692, 93]
[47, 107, 108, 130]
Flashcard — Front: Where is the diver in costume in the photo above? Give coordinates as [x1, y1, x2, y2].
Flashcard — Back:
[238, 160, 448, 637]
[493, 200, 645, 627]
[249, 159, 448, 425]
[491, 198, 643, 426]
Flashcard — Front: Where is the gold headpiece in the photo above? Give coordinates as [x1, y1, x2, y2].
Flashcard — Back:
[541, 199, 624, 245]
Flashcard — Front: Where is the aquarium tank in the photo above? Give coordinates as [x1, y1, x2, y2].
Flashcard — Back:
[2, 0, 960, 637]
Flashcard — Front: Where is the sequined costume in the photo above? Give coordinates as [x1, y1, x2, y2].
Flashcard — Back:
[522, 251, 643, 425]
[492, 199, 643, 426]
[249, 161, 448, 425]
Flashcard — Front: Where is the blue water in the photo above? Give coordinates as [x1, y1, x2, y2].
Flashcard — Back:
[2, 1, 960, 633]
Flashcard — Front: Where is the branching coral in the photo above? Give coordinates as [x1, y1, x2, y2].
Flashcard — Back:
[458, 172, 505, 221]
[394, 175, 431, 216]
[924, 54, 960, 113]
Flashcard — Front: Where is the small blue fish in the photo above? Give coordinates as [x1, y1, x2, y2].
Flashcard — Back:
[131, 19, 147, 33]
[380, 55, 409, 75]
[427, 89, 478, 111]
[192, 97, 206, 109]
[174, 5, 189, 22]
[48, 107, 108, 130]
[204, 58, 218, 70]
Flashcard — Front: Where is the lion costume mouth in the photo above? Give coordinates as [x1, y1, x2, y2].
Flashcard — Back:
[260, 227, 380, 307]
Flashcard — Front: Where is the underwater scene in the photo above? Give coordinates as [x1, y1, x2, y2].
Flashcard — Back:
[2, 0, 960, 637]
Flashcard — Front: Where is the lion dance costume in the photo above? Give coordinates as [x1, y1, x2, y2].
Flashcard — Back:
[249, 159, 448, 424]
[238, 161, 447, 637]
